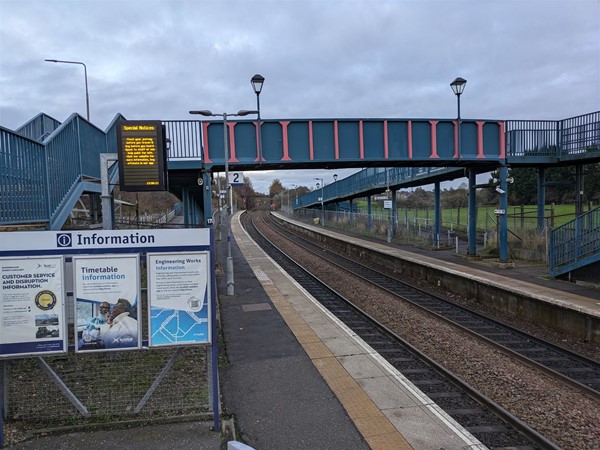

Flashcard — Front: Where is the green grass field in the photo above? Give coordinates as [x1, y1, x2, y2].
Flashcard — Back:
[354, 201, 587, 230]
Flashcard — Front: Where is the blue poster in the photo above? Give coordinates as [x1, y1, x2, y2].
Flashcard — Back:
[0, 256, 66, 357]
[73, 254, 141, 352]
[147, 252, 211, 346]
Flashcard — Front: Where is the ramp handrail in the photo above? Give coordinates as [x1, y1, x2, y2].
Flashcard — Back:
[0, 113, 125, 228]
[549, 206, 600, 275]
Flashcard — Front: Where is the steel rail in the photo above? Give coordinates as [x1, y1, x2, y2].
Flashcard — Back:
[245, 210, 562, 450]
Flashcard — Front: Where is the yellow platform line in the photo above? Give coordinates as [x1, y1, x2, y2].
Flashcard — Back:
[237, 251, 413, 450]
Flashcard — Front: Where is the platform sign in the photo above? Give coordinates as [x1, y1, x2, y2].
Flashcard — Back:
[73, 254, 141, 352]
[229, 171, 244, 187]
[117, 120, 168, 192]
[147, 252, 211, 347]
[0, 256, 67, 358]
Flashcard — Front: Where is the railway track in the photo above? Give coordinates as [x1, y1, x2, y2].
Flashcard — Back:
[243, 210, 562, 450]
[263, 213, 600, 401]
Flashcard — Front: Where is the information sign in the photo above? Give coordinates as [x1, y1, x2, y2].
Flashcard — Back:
[147, 252, 211, 346]
[73, 254, 141, 352]
[0, 256, 66, 358]
[229, 171, 244, 186]
[117, 120, 168, 191]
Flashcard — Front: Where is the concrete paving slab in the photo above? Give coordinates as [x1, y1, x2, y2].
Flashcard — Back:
[338, 354, 387, 379]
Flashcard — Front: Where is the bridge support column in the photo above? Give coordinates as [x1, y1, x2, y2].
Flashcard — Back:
[181, 188, 203, 227]
[367, 196, 372, 232]
[576, 165, 584, 216]
[434, 182, 441, 248]
[391, 188, 397, 238]
[537, 168, 546, 233]
[349, 199, 354, 227]
[202, 171, 213, 227]
[498, 165, 509, 263]
[468, 169, 477, 256]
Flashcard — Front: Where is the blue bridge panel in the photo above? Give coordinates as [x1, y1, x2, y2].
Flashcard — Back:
[363, 121, 385, 159]
[338, 121, 360, 160]
[388, 121, 409, 159]
[199, 118, 509, 170]
[312, 121, 336, 161]
[287, 122, 310, 161]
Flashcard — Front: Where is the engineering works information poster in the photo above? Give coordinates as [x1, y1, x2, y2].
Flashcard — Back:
[0, 256, 66, 357]
[148, 252, 211, 346]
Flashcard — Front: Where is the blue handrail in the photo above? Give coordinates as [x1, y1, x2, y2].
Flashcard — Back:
[549, 207, 600, 276]
[0, 113, 125, 228]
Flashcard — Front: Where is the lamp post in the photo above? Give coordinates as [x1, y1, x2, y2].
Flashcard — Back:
[451, 77, 475, 255]
[189, 109, 258, 295]
[333, 174, 338, 222]
[315, 177, 324, 226]
[251, 74, 265, 162]
[450, 77, 467, 158]
[45, 59, 90, 121]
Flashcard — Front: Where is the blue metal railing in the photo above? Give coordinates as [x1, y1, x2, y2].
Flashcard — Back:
[0, 127, 48, 223]
[296, 167, 462, 208]
[3, 110, 600, 229]
[1, 113, 125, 228]
[549, 207, 600, 276]
[16, 113, 62, 142]
[505, 111, 600, 159]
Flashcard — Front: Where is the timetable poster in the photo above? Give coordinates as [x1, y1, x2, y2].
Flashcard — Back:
[73, 255, 140, 352]
[0, 256, 66, 358]
[147, 252, 211, 347]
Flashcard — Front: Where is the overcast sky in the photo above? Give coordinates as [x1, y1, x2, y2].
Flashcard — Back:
[1, 0, 599, 193]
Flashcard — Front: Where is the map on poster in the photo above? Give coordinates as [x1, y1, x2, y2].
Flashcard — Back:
[73, 254, 141, 352]
[0, 256, 66, 357]
[147, 252, 211, 346]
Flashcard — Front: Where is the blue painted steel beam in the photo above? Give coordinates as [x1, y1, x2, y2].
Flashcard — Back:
[498, 165, 509, 262]
[391, 188, 397, 237]
[537, 168, 546, 233]
[434, 182, 441, 247]
[197, 118, 506, 171]
[468, 169, 477, 256]
[367, 196, 372, 232]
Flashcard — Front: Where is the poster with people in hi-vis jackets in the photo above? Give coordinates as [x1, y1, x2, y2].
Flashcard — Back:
[0, 256, 67, 358]
[73, 254, 140, 352]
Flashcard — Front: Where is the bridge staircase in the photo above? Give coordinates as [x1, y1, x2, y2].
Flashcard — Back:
[549, 207, 600, 279]
[1, 113, 122, 230]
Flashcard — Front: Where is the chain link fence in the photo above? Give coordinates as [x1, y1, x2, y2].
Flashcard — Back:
[2, 275, 212, 434]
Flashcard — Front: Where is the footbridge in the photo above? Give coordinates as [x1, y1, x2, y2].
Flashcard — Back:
[1, 110, 599, 277]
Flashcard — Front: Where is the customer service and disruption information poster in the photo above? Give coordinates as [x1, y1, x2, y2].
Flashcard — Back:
[0, 256, 67, 357]
[147, 252, 211, 346]
[73, 254, 141, 352]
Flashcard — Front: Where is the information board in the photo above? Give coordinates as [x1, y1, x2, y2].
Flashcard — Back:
[0, 256, 67, 358]
[147, 252, 211, 346]
[73, 254, 141, 352]
[117, 120, 168, 191]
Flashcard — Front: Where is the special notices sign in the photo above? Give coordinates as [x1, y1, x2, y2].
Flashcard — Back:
[117, 120, 168, 191]
[0, 256, 66, 358]
[147, 252, 211, 347]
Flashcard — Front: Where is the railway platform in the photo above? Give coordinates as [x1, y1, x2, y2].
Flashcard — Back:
[271, 212, 600, 346]
[218, 212, 485, 450]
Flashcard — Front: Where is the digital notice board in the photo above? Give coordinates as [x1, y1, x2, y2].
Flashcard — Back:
[117, 120, 168, 191]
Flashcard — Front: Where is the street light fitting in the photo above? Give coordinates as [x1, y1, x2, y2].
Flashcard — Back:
[333, 174, 338, 181]
[45, 58, 90, 121]
[189, 110, 214, 116]
[189, 109, 258, 117]
[251, 74, 265, 94]
[450, 77, 467, 96]
[237, 109, 259, 116]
